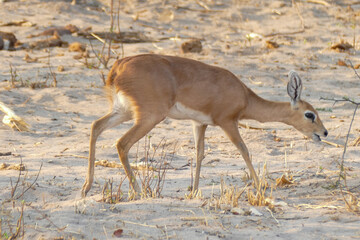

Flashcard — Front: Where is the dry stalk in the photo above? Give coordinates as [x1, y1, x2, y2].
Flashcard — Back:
[5, 200, 25, 240]
[99, 137, 174, 202]
[185, 189, 203, 200]
[101, 177, 126, 204]
[47, 42, 57, 87]
[9, 63, 17, 88]
[137, 137, 174, 199]
[87, 0, 118, 70]
[116, 0, 124, 58]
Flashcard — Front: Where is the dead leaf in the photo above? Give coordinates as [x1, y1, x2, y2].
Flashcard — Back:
[181, 39, 202, 53]
[276, 174, 294, 187]
[57, 65, 65, 72]
[266, 40, 279, 49]
[113, 229, 123, 238]
[69, 42, 86, 52]
[336, 59, 347, 67]
[24, 53, 38, 63]
[331, 41, 353, 52]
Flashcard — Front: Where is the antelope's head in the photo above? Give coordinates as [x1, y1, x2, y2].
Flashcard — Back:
[287, 71, 328, 141]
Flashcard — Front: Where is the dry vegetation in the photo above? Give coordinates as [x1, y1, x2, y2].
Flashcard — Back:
[0, 0, 359, 239]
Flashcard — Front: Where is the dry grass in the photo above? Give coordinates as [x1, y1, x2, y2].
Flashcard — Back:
[207, 177, 247, 211]
[100, 136, 175, 203]
[246, 162, 274, 209]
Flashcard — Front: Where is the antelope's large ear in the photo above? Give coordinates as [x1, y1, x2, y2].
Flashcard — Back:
[287, 70, 303, 107]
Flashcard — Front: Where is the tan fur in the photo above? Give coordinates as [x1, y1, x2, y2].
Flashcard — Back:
[81, 54, 327, 197]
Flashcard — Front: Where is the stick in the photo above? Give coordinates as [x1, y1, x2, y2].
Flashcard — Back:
[307, 0, 330, 6]
[121, 220, 158, 229]
[90, 32, 117, 55]
[15, 163, 43, 200]
[321, 140, 344, 148]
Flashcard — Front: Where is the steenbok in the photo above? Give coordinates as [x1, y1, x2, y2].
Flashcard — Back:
[82, 54, 327, 197]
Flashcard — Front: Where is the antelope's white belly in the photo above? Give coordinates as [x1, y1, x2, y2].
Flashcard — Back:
[168, 102, 214, 125]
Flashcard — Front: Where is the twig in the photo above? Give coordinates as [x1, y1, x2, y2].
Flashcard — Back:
[196, 0, 210, 11]
[15, 163, 43, 200]
[9, 63, 16, 88]
[320, 61, 360, 212]
[321, 140, 344, 148]
[90, 33, 117, 55]
[10, 156, 23, 199]
[348, 60, 360, 80]
[46, 37, 57, 87]
[121, 220, 158, 229]
[266, 207, 280, 225]
[13, 201, 25, 239]
[26, 204, 66, 232]
[108, 0, 114, 65]
[180, 216, 210, 221]
[292, 0, 305, 30]
[7, 200, 25, 240]
[265, 0, 305, 37]
[54, 154, 88, 159]
[307, 0, 330, 6]
[320, 96, 360, 106]
[116, 0, 124, 58]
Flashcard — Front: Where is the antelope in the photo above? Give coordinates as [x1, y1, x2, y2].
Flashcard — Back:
[81, 54, 328, 197]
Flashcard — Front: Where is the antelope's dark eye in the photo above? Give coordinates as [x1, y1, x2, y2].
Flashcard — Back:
[305, 112, 315, 121]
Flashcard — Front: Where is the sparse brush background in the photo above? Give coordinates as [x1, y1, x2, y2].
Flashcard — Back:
[0, 0, 359, 239]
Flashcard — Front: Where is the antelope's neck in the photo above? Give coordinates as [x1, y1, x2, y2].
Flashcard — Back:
[243, 91, 293, 125]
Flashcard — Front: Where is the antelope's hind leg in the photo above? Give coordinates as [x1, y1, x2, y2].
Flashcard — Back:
[82, 111, 131, 197]
[116, 115, 164, 195]
[192, 122, 207, 192]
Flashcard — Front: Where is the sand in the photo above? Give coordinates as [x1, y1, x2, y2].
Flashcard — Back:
[0, 0, 359, 239]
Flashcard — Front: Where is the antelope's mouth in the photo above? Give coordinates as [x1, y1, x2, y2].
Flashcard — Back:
[312, 133, 321, 142]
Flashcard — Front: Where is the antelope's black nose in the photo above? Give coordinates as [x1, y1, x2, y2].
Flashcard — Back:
[324, 130, 328, 137]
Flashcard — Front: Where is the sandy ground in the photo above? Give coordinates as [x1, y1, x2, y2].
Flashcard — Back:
[0, 0, 360, 239]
